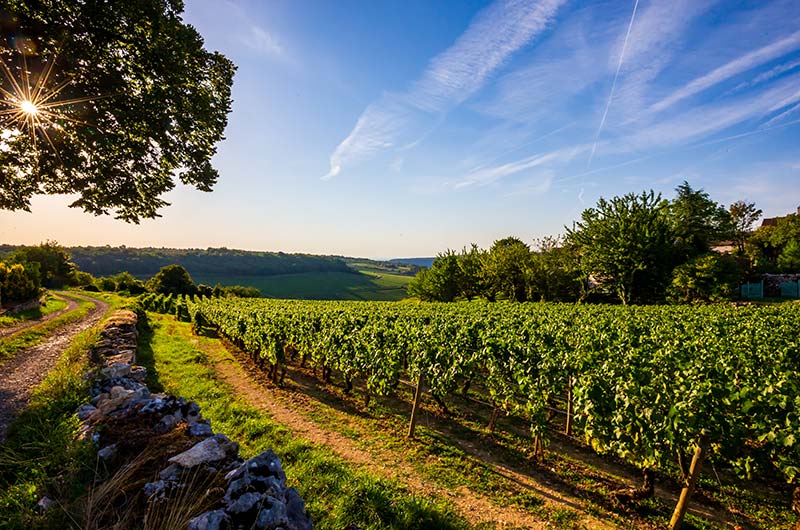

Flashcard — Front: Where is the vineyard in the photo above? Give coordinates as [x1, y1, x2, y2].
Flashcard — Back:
[139, 293, 800, 525]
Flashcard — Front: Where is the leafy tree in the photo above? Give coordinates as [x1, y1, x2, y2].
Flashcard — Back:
[95, 276, 117, 291]
[484, 237, 531, 302]
[67, 269, 94, 286]
[457, 244, 489, 300]
[567, 191, 674, 305]
[0, 262, 40, 303]
[0, 1, 235, 221]
[668, 253, 743, 303]
[527, 237, 584, 302]
[748, 213, 800, 272]
[669, 181, 731, 260]
[777, 239, 800, 272]
[9, 241, 75, 288]
[729, 200, 762, 254]
[407, 250, 463, 302]
[112, 271, 146, 294]
[146, 264, 196, 295]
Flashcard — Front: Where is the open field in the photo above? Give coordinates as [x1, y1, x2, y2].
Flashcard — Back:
[193, 270, 411, 301]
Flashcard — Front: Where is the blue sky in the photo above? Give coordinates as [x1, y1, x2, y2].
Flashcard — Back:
[1, 0, 799, 258]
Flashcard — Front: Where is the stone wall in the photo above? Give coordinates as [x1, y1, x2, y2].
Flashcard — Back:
[77, 310, 313, 530]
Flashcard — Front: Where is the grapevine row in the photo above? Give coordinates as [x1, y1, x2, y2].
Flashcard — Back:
[141, 295, 800, 491]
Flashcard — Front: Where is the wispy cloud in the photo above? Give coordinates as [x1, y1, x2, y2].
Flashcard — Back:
[648, 30, 800, 114]
[729, 58, 800, 94]
[616, 74, 800, 150]
[242, 25, 283, 57]
[506, 171, 555, 196]
[324, 0, 567, 179]
[455, 145, 585, 189]
[762, 101, 800, 128]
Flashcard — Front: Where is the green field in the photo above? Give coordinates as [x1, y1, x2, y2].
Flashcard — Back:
[193, 270, 411, 301]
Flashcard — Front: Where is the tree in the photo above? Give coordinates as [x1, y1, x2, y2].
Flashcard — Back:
[147, 264, 196, 295]
[407, 250, 463, 302]
[669, 181, 731, 260]
[777, 239, 800, 272]
[112, 271, 146, 294]
[667, 253, 743, 303]
[0, 261, 40, 303]
[0, 1, 235, 221]
[483, 237, 531, 302]
[457, 244, 489, 300]
[527, 237, 584, 302]
[748, 213, 800, 272]
[567, 191, 674, 305]
[9, 240, 75, 288]
[729, 201, 762, 254]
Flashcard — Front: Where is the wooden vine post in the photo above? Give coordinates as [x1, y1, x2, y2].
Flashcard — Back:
[487, 406, 501, 433]
[565, 376, 573, 436]
[407, 372, 425, 438]
[669, 430, 710, 530]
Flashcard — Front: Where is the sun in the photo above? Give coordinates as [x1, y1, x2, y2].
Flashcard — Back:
[0, 50, 105, 156]
[20, 100, 38, 115]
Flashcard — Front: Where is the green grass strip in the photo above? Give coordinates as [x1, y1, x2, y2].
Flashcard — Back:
[143, 313, 470, 530]
[0, 324, 100, 530]
[0, 294, 93, 364]
[0, 294, 68, 328]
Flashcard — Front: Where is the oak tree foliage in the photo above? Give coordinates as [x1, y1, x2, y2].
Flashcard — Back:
[0, 0, 235, 221]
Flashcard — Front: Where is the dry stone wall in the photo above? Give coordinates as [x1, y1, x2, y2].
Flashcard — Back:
[78, 309, 313, 530]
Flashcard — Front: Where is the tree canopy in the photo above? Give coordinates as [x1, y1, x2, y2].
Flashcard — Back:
[566, 190, 674, 305]
[146, 264, 196, 295]
[0, 0, 235, 221]
[8, 240, 75, 288]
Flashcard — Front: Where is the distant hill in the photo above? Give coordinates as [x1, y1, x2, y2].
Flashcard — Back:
[390, 257, 434, 268]
[0, 244, 415, 301]
[0, 245, 351, 278]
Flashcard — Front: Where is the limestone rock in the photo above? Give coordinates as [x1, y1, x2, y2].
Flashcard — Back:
[188, 509, 231, 530]
[168, 434, 238, 468]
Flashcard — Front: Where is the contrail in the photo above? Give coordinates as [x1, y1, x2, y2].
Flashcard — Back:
[588, 0, 640, 167]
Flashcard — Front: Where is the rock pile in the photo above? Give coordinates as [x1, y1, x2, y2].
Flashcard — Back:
[78, 309, 313, 530]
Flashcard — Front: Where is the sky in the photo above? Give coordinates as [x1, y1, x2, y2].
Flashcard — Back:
[1, 0, 799, 259]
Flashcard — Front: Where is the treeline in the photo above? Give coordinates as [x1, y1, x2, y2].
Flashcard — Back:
[0, 243, 263, 304]
[57, 246, 352, 277]
[85, 263, 261, 299]
[411, 182, 795, 305]
[0, 241, 84, 305]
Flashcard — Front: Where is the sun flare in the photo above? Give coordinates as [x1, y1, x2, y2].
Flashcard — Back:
[0, 51, 104, 156]
[20, 99, 38, 115]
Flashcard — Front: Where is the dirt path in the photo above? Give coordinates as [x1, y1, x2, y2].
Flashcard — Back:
[0, 293, 109, 442]
[188, 332, 616, 530]
[0, 292, 78, 339]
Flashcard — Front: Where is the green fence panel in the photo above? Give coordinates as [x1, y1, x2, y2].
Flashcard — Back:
[780, 281, 800, 298]
[741, 281, 764, 299]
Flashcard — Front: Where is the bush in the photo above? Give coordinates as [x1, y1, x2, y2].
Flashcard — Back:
[0, 262, 41, 304]
[668, 253, 743, 303]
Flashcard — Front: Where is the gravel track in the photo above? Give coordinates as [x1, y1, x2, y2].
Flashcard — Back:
[0, 293, 109, 442]
[0, 293, 78, 339]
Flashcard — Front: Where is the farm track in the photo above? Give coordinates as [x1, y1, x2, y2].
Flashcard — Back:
[187, 330, 616, 529]
[0, 293, 108, 442]
[0, 293, 77, 339]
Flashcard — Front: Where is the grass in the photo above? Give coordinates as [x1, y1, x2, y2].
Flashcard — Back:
[0, 294, 67, 328]
[0, 325, 101, 530]
[142, 313, 469, 530]
[0, 293, 94, 364]
[192, 270, 411, 301]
